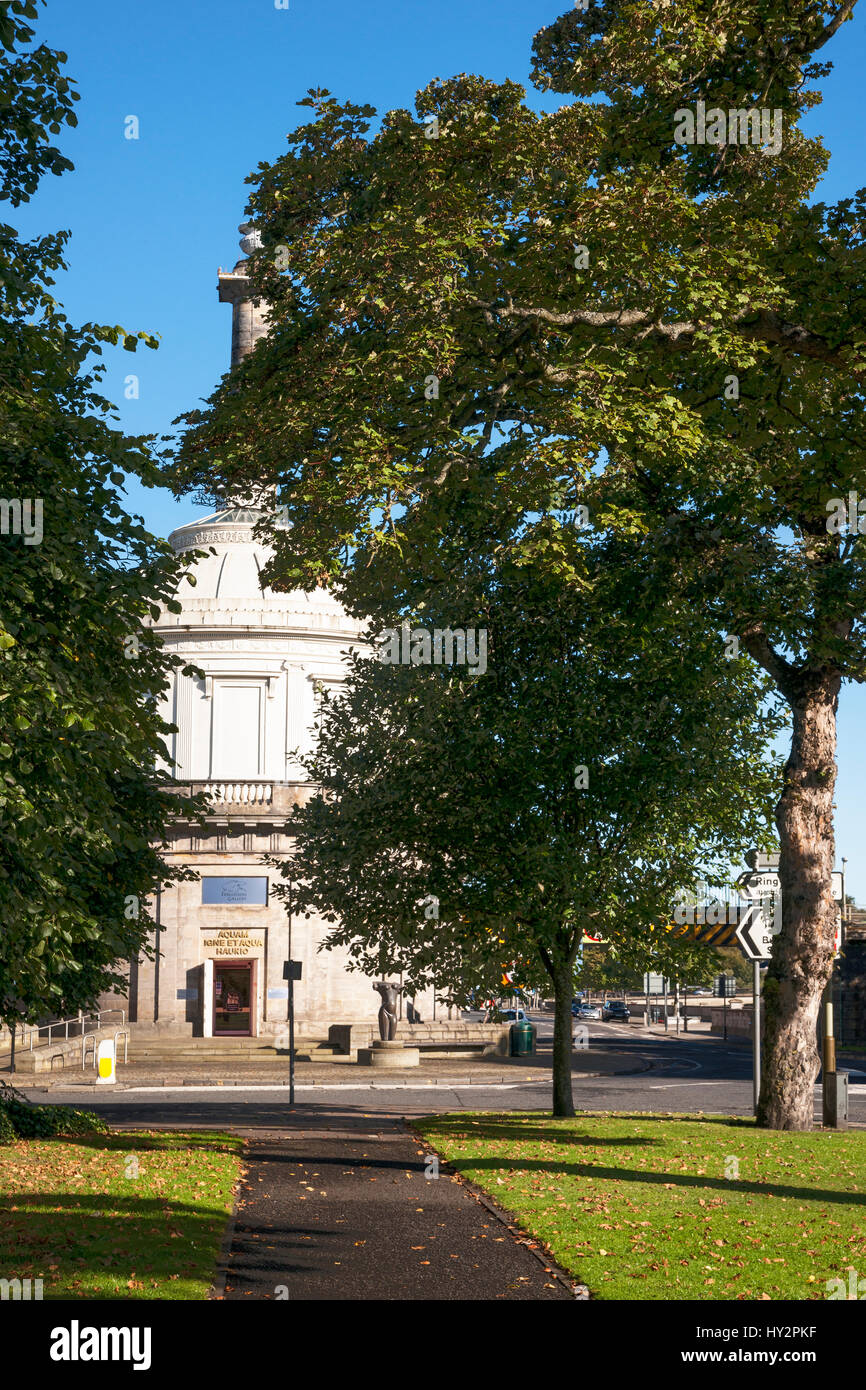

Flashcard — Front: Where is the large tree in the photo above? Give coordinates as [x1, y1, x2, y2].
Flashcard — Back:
[174, 1, 864, 1127]
[282, 547, 783, 1116]
[0, 1, 197, 1038]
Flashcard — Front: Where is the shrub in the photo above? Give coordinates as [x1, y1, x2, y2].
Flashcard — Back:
[0, 1106, 16, 1145]
[0, 1084, 109, 1139]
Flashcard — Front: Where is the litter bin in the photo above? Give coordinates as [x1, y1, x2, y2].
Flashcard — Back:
[510, 1021, 534, 1056]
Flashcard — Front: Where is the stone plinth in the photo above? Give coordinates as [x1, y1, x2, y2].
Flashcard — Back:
[356, 1040, 420, 1068]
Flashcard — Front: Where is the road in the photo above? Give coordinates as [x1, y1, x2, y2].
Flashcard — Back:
[28, 1015, 866, 1127]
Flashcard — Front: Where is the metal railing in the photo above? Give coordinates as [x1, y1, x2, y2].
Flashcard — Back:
[81, 1035, 97, 1070]
[114, 1030, 129, 1065]
[20, 1008, 125, 1051]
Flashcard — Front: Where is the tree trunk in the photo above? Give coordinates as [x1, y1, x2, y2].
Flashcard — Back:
[551, 962, 576, 1118]
[757, 676, 840, 1130]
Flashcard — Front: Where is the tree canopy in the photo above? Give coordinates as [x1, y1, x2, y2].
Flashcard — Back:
[0, 0, 199, 1031]
[283, 544, 783, 1114]
[173, 0, 865, 1126]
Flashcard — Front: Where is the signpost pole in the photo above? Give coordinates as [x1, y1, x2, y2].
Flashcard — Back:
[752, 960, 761, 1115]
[288, 886, 294, 1106]
[289, 969, 295, 1107]
[663, 977, 668, 1031]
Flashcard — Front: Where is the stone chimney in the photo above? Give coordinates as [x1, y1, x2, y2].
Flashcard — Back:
[217, 223, 269, 367]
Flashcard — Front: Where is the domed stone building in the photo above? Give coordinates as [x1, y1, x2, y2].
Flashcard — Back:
[116, 229, 441, 1045]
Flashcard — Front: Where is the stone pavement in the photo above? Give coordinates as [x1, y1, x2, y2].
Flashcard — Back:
[214, 1107, 579, 1301]
[9, 1046, 649, 1092]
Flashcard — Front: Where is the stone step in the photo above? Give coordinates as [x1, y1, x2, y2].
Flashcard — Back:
[128, 1040, 337, 1061]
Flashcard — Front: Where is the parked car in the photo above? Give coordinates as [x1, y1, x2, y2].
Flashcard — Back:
[575, 1004, 601, 1021]
[602, 1001, 631, 1022]
[500, 1008, 530, 1023]
[688, 987, 712, 996]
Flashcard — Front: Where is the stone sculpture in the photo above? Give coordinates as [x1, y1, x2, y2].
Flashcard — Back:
[373, 980, 401, 1041]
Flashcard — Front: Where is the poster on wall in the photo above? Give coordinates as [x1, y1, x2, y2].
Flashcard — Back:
[201, 876, 268, 906]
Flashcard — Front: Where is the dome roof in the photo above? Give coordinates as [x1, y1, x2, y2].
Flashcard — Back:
[163, 506, 352, 621]
[168, 507, 277, 602]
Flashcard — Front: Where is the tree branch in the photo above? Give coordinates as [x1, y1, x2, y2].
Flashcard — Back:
[470, 301, 861, 376]
[739, 623, 799, 698]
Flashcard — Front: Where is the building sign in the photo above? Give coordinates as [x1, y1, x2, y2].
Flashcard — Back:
[201, 876, 268, 906]
[202, 929, 265, 957]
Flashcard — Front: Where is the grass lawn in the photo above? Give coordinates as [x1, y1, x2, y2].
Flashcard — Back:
[0, 1130, 243, 1300]
[415, 1112, 866, 1300]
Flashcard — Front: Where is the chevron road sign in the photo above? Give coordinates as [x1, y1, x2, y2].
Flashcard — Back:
[669, 919, 741, 947]
[735, 902, 780, 961]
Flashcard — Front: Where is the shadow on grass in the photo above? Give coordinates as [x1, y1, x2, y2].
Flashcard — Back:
[0, 1190, 229, 1220]
[423, 1126, 659, 1148]
[421, 1114, 755, 1145]
[0, 1192, 235, 1300]
[440, 1156, 866, 1207]
[0, 1130, 245, 1298]
[21, 1130, 244, 1157]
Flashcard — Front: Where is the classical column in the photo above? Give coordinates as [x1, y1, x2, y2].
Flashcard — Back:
[217, 224, 269, 368]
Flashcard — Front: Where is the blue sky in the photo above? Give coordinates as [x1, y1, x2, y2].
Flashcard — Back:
[13, 0, 866, 898]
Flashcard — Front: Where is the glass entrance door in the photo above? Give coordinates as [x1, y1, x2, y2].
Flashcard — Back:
[213, 961, 252, 1036]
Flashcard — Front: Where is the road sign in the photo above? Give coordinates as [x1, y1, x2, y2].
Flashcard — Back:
[745, 850, 779, 871]
[737, 870, 781, 898]
[669, 919, 740, 947]
[735, 902, 780, 960]
[643, 973, 666, 995]
[831, 871, 844, 902]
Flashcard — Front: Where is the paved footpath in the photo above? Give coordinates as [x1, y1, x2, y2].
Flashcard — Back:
[12, 1044, 646, 1092]
[215, 1107, 577, 1301]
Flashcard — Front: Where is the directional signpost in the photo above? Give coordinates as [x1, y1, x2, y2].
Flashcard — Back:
[734, 901, 778, 961]
[736, 864, 782, 1113]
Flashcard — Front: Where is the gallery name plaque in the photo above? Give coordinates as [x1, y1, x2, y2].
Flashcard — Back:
[201, 876, 268, 906]
[202, 929, 265, 957]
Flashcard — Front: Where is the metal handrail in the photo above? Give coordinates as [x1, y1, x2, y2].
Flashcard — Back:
[20, 1007, 126, 1051]
[81, 1034, 97, 1070]
[113, 1031, 129, 1065]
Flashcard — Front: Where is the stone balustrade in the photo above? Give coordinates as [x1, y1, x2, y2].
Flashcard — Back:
[203, 781, 274, 806]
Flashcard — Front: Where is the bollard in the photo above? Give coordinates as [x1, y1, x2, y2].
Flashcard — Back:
[95, 1039, 116, 1085]
[823, 1070, 848, 1130]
